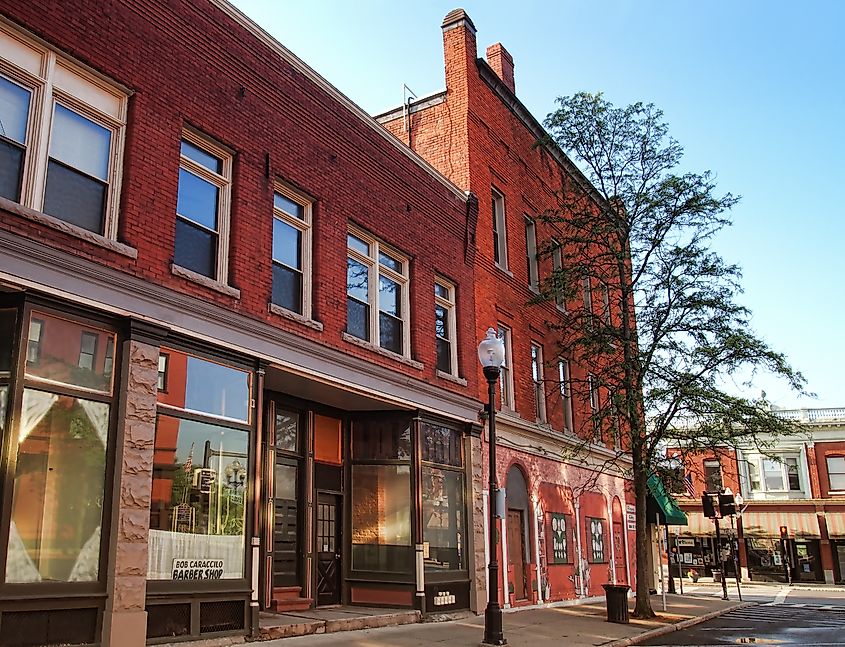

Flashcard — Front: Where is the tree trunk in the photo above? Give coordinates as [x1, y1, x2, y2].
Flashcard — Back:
[632, 443, 655, 618]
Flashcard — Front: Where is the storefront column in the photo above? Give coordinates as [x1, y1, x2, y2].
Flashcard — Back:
[819, 513, 835, 583]
[102, 325, 163, 647]
[467, 431, 486, 614]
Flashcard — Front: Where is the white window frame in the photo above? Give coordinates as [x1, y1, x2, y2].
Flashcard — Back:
[524, 216, 539, 291]
[759, 456, 802, 492]
[492, 188, 508, 270]
[270, 182, 313, 318]
[530, 342, 546, 422]
[0, 21, 127, 238]
[175, 130, 233, 284]
[551, 239, 565, 310]
[346, 226, 410, 358]
[703, 459, 723, 492]
[496, 324, 514, 410]
[434, 277, 458, 376]
[558, 359, 573, 434]
[827, 456, 845, 492]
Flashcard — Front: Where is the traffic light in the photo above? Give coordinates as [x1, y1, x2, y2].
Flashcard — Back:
[718, 492, 736, 517]
[780, 525, 788, 540]
[702, 493, 717, 518]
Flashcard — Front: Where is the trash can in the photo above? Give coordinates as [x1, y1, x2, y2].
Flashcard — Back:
[602, 583, 630, 624]
[712, 569, 722, 583]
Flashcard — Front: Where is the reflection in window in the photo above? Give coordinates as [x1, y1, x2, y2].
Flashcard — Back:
[157, 353, 168, 392]
[351, 465, 411, 572]
[274, 409, 299, 453]
[422, 467, 464, 572]
[157, 349, 250, 423]
[148, 415, 248, 579]
[421, 422, 461, 466]
[25, 312, 113, 393]
[6, 390, 108, 582]
[434, 279, 457, 375]
[351, 418, 411, 461]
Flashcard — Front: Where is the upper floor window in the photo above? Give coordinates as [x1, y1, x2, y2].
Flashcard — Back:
[551, 240, 565, 309]
[434, 278, 457, 375]
[531, 343, 545, 422]
[497, 324, 514, 409]
[0, 23, 127, 237]
[271, 185, 312, 316]
[346, 228, 409, 356]
[762, 457, 801, 492]
[558, 359, 573, 434]
[582, 275, 593, 325]
[601, 283, 612, 325]
[704, 459, 723, 492]
[175, 132, 232, 282]
[524, 216, 538, 291]
[491, 188, 507, 270]
[588, 373, 599, 440]
[827, 456, 845, 491]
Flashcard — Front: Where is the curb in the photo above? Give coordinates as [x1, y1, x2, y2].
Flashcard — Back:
[606, 601, 755, 647]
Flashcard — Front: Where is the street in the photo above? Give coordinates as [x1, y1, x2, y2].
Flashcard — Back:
[642, 582, 845, 645]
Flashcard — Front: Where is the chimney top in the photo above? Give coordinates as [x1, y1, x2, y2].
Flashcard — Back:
[442, 8, 477, 34]
[486, 43, 515, 93]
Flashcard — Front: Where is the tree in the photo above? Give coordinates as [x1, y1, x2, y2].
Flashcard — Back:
[537, 93, 805, 618]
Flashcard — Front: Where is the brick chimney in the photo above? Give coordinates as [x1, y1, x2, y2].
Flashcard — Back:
[441, 9, 477, 92]
[486, 43, 514, 93]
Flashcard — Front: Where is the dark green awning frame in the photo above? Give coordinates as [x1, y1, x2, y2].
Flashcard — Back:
[647, 473, 688, 526]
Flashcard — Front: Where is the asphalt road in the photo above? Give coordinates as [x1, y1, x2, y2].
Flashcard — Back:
[642, 582, 845, 646]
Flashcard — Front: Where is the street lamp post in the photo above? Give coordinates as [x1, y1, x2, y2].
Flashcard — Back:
[478, 328, 507, 646]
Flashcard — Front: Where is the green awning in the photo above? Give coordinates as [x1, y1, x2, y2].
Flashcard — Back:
[647, 473, 688, 526]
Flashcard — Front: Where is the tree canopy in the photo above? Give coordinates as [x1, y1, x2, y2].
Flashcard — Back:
[539, 92, 806, 616]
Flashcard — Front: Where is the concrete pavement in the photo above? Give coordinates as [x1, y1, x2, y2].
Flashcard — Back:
[250, 595, 748, 647]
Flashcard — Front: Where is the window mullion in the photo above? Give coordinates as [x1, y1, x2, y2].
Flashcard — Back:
[29, 58, 54, 213]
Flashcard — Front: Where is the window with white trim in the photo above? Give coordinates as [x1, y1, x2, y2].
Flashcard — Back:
[552, 240, 565, 309]
[582, 275, 593, 326]
[531, 343, 546, 422]
[175, 132, 232, 282]
[558, 359, 573, 434]
[491, 188, 508, 270]
[0, 23, 127, 236]
[762, 457, 801, 492]
[271, 185, 312, 316]
[496, 324, 514, 409]
[524, 216, 538, 290]
[346, 228, 409, 356]
[434, 278, 457, 375]
[827, 456, 845, 491]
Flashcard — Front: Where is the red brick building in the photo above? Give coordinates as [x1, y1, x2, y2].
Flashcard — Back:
[668, 408, 845, 585]
[378, 10, 634, 607]
[0, 1, 490, 644]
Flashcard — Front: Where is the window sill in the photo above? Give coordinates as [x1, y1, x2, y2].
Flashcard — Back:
[171, 264, 240, 299]
[341, 332, 423, 370]
[268, 303, 323, 331]
[828, 491, 845, 496]
[0, 196, 138, 259]
[494, 264, 513, 278]
[436, 370, 467, 386]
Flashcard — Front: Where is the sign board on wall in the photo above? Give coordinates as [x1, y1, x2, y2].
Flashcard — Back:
[549, 513, 568, 564]
[676, 538, 695, 547]
[172, 559, 225, 580]
[626, 504, 635, 514]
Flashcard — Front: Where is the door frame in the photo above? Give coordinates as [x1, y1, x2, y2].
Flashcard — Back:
[314, 490, 342, 606]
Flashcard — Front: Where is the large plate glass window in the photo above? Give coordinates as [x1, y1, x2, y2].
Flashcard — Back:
[4, 310, 116, 584]
[421, 422, 465, 574]
[0, 22, 127, 237]
[148, 348, 252, 581]
[350, 417, 412, 573]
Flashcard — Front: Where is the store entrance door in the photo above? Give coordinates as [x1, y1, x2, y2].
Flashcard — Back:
[508, 509, 527, 600]
[316, 492, 341, 605]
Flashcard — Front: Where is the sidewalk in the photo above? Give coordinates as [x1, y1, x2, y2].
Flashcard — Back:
[243, 594, 746, 647]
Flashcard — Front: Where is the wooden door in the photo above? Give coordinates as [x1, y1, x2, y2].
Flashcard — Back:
[613, 523, 627, 584]
[315, 492, 341, 605]
[507, 509, 527, 600]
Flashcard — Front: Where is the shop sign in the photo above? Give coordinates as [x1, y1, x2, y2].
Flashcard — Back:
[626, 504, 635, 514]
[172, 559, 225, 580]
[433, 590, 456, 606]
[549, 513, 568, 564]
[676, 538, 695, 547]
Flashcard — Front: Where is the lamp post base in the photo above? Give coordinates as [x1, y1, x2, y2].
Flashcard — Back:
[482, 602, 507, 646]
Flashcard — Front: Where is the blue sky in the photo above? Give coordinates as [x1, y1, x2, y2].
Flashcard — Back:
[231, 1, 844, 409]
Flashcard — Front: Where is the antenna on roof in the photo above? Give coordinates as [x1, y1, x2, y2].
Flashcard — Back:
[403, 84, 417, 133]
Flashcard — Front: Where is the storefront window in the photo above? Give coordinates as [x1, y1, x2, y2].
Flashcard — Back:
[157, 348, 250, 423]
[421, 423, 465, 573]
[24, 312, 114, 394]
[149, 349, 252, 582]
[6, 390, 108, 582]
[351, 464, 412, 572]
[149, 415, 249, 580]
[352, 418, 411, 460]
